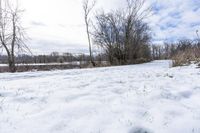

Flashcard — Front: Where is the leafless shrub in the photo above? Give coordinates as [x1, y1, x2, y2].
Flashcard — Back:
[172, 49, 196, 67]
[171, 39, 200, 67]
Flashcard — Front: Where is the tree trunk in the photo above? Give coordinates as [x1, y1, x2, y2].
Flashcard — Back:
[85, 19, 95, 67]
[8, 55, 16, 72]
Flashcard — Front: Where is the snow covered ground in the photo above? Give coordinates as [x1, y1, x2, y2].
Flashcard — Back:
[0, 60, 200, 133]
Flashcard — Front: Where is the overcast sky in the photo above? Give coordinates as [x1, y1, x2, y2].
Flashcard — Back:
[17, 0, 200, 54]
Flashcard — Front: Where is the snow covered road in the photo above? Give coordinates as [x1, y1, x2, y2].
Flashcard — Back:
[0, 60, 200, 133]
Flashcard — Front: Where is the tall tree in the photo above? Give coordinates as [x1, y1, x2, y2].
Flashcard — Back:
[93, 0, 151, 65]
[0, 0, 29, 72]
[82, 0, 96, 66]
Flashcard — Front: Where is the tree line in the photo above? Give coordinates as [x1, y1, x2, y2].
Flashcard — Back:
[84, 0, 200, 66]
[0, 52, 106, 64]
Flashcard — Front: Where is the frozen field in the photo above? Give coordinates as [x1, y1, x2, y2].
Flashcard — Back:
[0, 60, 200, 133]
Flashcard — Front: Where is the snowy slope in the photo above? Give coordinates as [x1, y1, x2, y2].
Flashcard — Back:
[0, 60, 200, 133]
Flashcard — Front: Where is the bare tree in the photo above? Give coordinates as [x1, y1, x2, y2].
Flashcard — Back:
[82, 0, 96, 66]
[93, 0, 151, 65]
[0, 0, 29, 72]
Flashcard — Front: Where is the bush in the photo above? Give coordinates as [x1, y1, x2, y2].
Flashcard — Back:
[172, 49, 196, 67]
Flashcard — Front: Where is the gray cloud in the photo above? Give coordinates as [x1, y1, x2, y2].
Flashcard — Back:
[28, 39, 89, 55]
[31, 21, 47, 27]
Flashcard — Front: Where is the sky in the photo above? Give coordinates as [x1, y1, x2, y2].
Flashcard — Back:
[8, 0, 200, 54]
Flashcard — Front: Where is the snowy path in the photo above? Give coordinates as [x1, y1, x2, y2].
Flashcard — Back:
[0, 60, 200, 133]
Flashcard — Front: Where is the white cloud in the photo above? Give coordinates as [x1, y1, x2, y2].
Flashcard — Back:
[13, 0, 200, 54]
[148, 0, 200, 43]
[18, 0, 124, 54]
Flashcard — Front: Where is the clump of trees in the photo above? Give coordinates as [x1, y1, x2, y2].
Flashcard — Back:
[151, 39, 200, 66]
[92, 0, 152, 65]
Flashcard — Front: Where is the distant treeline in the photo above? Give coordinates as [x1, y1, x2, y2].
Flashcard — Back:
[0, 52, 107, 64]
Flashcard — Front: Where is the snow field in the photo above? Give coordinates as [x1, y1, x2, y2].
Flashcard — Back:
[0, 60, 200, 133]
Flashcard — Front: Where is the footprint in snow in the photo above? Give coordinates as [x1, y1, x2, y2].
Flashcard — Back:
[178, 91, 193, 99]
[129, 127, 152, 133]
